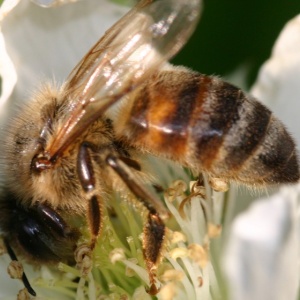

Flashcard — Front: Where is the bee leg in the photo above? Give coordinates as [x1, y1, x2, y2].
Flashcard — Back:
[86, 195, 102, 249]
[77, 142, 102, 249]
[3, 238, 36, 297]
[143, 213, 165, 295]
[105, 154, 168, 218]
[77, 142, 96, 193]
[118, 156, 141, 171]
[106, 154, 166, 295]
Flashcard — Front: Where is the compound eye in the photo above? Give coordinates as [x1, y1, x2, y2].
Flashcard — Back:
[17, 217, 60, 261]
[15, 203, 79, 263]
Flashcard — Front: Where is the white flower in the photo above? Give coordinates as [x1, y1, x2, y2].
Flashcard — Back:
[224, 186, 300, 300]
[0, 1, 300, 300]
[224, 15, 300, 300]
[252, 15, 300, 146]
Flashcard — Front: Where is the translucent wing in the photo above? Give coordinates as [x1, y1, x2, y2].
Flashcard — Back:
[47, 0, 202, 160]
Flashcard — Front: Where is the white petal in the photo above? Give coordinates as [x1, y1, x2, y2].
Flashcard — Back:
[1, 0, 128, 110]
[0, 32, 17, 109]
[251, 15, 300, 145]
[31, 0, 81, 8]
[224, 185, 300, 300]
[0, 0, 20, 21]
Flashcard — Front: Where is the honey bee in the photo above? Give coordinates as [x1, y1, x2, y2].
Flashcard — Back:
[0, 0, 299, 296]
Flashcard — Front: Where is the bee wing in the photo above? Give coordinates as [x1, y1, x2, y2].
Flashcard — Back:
[63, 0, 153, 94]
[48, 0, 201, 159]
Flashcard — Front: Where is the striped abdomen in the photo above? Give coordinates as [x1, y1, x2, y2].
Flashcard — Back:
[116, 67, 299, 185]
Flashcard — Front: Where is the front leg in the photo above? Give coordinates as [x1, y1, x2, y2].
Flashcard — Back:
[77, 142, 102, 249]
